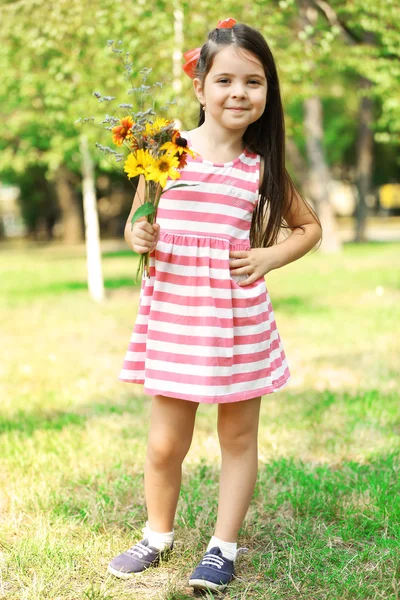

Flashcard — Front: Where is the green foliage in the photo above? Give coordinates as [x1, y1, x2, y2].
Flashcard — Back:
[0, 0, 399, 226]
[131, 201, 155, 225]
[0, 0, 176, 177]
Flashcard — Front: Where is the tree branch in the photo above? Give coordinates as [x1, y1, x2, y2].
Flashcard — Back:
[311, 0, 362, 45]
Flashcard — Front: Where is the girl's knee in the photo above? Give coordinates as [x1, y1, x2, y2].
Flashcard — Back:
[147, 430, 190, 468]
[218, 399, 260, 454]
[218, 422, 258, 455]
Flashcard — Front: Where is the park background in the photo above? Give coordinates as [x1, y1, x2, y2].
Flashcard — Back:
[0, 0, 399, 599]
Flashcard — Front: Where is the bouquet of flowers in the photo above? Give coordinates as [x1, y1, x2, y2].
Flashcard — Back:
[111, 112, 195, 279]
[79, 45, 194, 281]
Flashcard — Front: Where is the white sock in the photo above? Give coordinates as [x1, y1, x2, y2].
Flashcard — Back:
[207, 536, 237, 562]
[142, 521, 174, 551]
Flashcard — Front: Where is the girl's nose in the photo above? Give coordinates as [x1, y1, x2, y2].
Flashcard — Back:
[231, 85, 247, 99]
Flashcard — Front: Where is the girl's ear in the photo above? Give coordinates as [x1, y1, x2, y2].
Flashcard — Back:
[193, 78, 205, 105]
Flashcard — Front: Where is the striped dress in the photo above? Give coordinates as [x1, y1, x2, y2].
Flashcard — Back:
[119, 140, 290, 403]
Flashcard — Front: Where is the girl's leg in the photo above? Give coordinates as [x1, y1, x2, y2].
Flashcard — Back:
[145, 394, 199, 533]
[214, 396, 261, 542]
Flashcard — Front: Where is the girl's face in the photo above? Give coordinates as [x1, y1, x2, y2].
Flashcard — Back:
[194, 45, 267, 134]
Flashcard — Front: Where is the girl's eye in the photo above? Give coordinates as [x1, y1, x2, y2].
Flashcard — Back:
[217, 78, 261, 85]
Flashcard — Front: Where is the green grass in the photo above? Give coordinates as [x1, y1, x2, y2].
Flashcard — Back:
[0, 241, 399, 599]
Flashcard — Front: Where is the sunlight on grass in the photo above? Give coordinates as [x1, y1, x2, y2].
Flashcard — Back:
[0, 242, 399, 599]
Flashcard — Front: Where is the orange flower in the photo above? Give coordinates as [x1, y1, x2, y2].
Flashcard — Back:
[176, 152, 188, 169]
[112, 116, 134, 146]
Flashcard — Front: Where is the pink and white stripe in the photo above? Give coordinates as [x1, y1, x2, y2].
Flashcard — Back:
[119, 143, 290, 403]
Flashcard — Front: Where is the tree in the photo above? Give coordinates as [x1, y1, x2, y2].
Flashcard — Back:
[0, 0, 398, 250]
[309, 0, 400, 239]
[0, 0, 176, 240]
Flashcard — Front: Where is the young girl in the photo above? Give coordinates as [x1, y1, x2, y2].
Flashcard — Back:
[108, 19, 322, 592]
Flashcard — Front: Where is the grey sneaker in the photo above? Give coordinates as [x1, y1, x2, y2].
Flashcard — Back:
[107, 538, 172, 579]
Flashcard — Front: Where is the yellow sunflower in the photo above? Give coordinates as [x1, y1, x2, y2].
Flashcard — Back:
[146, 153, 180, 188]
[112, 116, 134, 146]
[124, 149, 154, 179]
[145, 117, 173, 137]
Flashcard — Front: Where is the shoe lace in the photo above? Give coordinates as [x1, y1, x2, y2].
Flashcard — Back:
[201, 552, 225, 569]
[126, 542, 150, 558]
[200, 546, 249, 570]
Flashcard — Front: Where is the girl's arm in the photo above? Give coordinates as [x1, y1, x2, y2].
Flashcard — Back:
[229, 171, 322, 286]
[268, 187, 322, 270]
[124, 175, 160, 254]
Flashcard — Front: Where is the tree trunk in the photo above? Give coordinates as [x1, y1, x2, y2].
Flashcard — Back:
[80, 135, 104, 303]
[303, 96, 341, 252]
[54, 165, 83, 243]
[305, 3, 375, 243]
[286, 138, 308, 189]
[173, 5, 183, 95]
[172, 5, 183, 129]
[355, 78, 374, 242]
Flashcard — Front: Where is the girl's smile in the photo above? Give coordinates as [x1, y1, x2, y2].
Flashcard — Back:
[194, 45, 267, 134]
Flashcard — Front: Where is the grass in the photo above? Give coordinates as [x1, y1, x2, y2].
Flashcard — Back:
[0, 240, 399, 599]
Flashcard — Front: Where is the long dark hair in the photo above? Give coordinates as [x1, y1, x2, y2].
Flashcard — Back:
[195, 24, 314, 248]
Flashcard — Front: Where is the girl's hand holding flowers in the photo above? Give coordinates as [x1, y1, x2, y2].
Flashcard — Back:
[131, 219, 160, 255]
[229, 247, 280, 286]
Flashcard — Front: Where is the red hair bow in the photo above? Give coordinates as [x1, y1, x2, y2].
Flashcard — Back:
[216, 18, 237, 28]
[182, 18, 237, 79]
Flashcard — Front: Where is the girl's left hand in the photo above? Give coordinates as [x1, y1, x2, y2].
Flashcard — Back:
[229, 247, 279, 286]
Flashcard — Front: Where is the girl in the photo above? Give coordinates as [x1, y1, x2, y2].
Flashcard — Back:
[108, 19, 322, 592]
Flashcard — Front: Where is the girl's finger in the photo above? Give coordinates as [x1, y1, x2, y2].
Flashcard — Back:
[230, 266, 252, 276]
[229, 251, 249, 259]
[133, 245, 151, 254]
[229, 258, 249, 268]
[153, 223, 161, 244]
[134, 229, 156, 243]
[132, 240, 153, 251]
[238, 274, 257, 286]
[136, 221, 155, 236]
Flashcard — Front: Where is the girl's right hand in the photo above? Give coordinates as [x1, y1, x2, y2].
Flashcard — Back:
[130, 220, 160, 254]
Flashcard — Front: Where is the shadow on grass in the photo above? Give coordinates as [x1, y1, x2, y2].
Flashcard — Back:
[102, 250, 135, 259]
[343, 240, 399, 248]
[0, 397, 146, 437]
[3, 388, 399, 440]
[271, 295, 329, 314]
[49, 453, 399, 550]
[6, 453, 399, 600]
[0, 411, 87, 436]
[4, 392, 398, 599]
[8, 277, 140, 298]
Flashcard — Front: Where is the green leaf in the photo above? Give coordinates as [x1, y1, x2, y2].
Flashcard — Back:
[131, 202, 155, 226]
[163, 182, 198, 192]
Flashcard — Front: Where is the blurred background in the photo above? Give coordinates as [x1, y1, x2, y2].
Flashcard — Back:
[0, 0, 399, 251]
